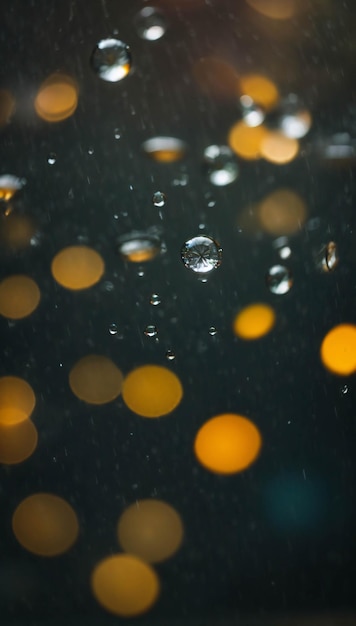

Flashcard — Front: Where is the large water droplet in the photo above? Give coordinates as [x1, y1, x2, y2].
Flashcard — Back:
[203, 145, 238, 186]
[181, 235, 223, 274]
[117, 229, 162, 263]
[47, 152, 57, 165]
[90, 38, 132, 82]
[266, 264, 293, 294]
[144, 324, 158, 337]
[134, 7, 167, 41]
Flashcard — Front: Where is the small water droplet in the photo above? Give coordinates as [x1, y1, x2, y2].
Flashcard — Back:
[150, 293, 161, 306]
[203, 145, 239, 186]
[152, 191, 166, 207]
[208, 326, 218, 336]
[137, 268, 145, 277]
[114, 128, 121, 139]
[88, 147, 94, 155]
[134, 7, 167, 41]
[341, 384, 349, 395]
[109, 323, 118, 335]
[48, 153, 57, 165]
[144, 324, 158, 337]
[166, 349, 176, 361]
[240, 95, 265, 127]
[266, 265, 293, 295]
[181, 235, 223, 274]
[90, 38, 132, 82]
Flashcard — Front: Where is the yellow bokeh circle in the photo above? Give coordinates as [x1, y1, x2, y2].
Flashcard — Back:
[91, 554, 160, 617]
[122, 365, 183, 417]
[194, 413, 262, 474]
[0, 275, 40, 319]
[0, 420, 38, 464]
[69, 355, 123, 405]
[320, 324, 356, 375]
[0, 376, 36, 426]
[233, 303, 276, 340]
[51, 246, 105, 290]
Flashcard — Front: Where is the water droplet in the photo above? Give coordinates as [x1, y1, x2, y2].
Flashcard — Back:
[203, 145, 239, 186]
[117, 229, 162, 263]
[0, 175, 26, 202]
[323, 241, 339, 272]
[142, 136, 186, 162]
[150, 293, 161, 306]
[208, 326, 218, 336]
[47, 152, 56, 165]
[144, 324, 158, 337]
[181, 235, 223, 274]
[109, 323, 118, 335]
[137, 268, 145, 277]
[152, 191, 166, 207]
[341, 384, 349, 395]
[90, 38, 132, 82]
[134, 6, 167, 41]
[266, 265, 293, 295]
[166, 349, 176, 361]
[114, 128, 121, 139]
[88, 147, 94, 155]
[273, 236, 292, 260]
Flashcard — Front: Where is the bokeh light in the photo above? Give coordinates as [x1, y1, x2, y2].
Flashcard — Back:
[34, 73, 78, 122]
[233, 303, 276, 339]
[51, 245, 105, 290]
[246, 0, 297, 20]
[192, 57, 239, 100]
[194, 413, 262, 474]
[260, 130, 299, 164]
[0, 214, 36, 250]
[320, 324, 356, 375]
[0, 275, 40, 319]
[258, 189, 307, 235]
[12, 493, 79, 556]
[69, 355, 123, 404]
[0, 376, 36, 426]
[0, 89, 15, 126]
[91, 554, 160, 617]
[228, 120, 268, 160]
[0, 420, 38, 464]
[118, 499, 184, 563]
[122, 365, 183, 417]
[239, 73, 279, 110]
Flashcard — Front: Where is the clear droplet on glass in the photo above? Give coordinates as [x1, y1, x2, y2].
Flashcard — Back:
[114, 128, 121, 139]
[144, 324, 158, 337]
[340, 384, 349, 395]
[0, 174, 26, 202]
[109, 323, 118, 335]
[150, 293, 161, 306]
[203, 145, 238, 186]
[208, 326, 218, 336]
[134, 7, 167, 41]
[88, 147, 94, 155]
[142, 136, 186, 163]
[90, 38, 132, 82]
[152, 191, 166, 207]
[266, 264, 293, 295]
[47, 153, 56, 165]
[323, 241, 339, 272]
[181, 235, 223, 274]
[273, 236, 292, 260]
[117, 229, 162, 263]
[166, 349, 175, 361]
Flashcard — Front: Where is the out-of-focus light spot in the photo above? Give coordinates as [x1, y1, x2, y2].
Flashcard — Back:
[12, 494, 79, 557]
[246, 0, 296, 20]
[90, 38, 131, 82]
[0, 215, 36, 250]
[0, 420, 38, 464]
[233, 303, 276, 340]
[228, 120, 268, 160]
[258, 189, 307, 235]
[194, 413, 262, 474]
[240, 95, 265, 127]
[279, 109, 312, 139]
[203, 145, 239, 186]
[34, 73, 78, 122]
[260, 130, 299, 164]
[69, 355, 123, 405]
[134, 7, 167, 41]
[51, 245, 104, 290]
[122, 365, 183, 418]
[320, 324, 356, 376]
[142, 137, 186, 162]
[0, 90, 15, 126]
[192, 57, 239, 101]
[0, 174, 26, 201]
[266, 264, 293, 294]
[91, 554, 160, 617]
[118, 499, 184, 563]
[117, 230, 162, 263]
[0, 275, 40, 320]
[239, 74, 279, 111]
[0, 377, 36, 426]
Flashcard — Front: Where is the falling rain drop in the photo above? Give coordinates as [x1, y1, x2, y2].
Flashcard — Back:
[152, 191, 166, 207]
[181, 235, 223, 274]
[203, 145, 238, 186]
[150, 294, 161, 306]
[144, 325, 158, 338]
[90, 38, 132, 82]
[134, 7, 167, 41]
[266, 265, 293, 295]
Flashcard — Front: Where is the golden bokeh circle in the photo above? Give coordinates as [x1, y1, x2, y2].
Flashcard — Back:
[0, 376, 36, 426]
[51, 246, 105, 290]
[35, 73, 78, 122]
[258, 189, 307, 235]
[0, 420, 38, 464]
[122, 365, 183, 417]
[233, 303, 276, 340]
[69, 355, 123, 404]
[0, 275, 40, 319]
[320, 324, 356, 376]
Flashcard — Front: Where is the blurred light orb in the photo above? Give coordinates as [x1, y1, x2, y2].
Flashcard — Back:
[181, 235, 222, 274]
[35, 73, 78, 122]
[320, 324, 356, 375]
[246, 0, 296, 20]
[91, 38, 132, 82]
[240, 95, 265, 127]
[258, 189, 307, 235]
[260, 130, 299, 164]
[203, 145, 239, 186]
[122, 365, 183, 418]
[266, 264, 293, 295]
[134, 7, 167, 41]
[239, 73, 279, 111]
[233, 303, 276, 340]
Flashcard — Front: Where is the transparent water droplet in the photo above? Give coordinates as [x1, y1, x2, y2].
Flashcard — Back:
[102, 281, 114, 292]
[47, 152, 57, 165]
[323, 241, 339, 272]
[109, 323, 118, 335]
[199, 223, 206, 230]
[150, 293, 161, 306]
[166, 349, 176, 361]
[114, 128, 121, 139]
[137, 268, 145, 277]
[134, 6, 167, 41]
[144, 324, 158, 337]
[88, 147, 94, 155]
[90, 38, 132, 82]
[152, 191, 166, 207]
[117, 229, 162, 263]
[341, 384, 349, 395]
[203, 145, 239, 186]
[266, 265, 293, 295]
[208, 326, 218, 336]
[181, 235, 223, 274]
